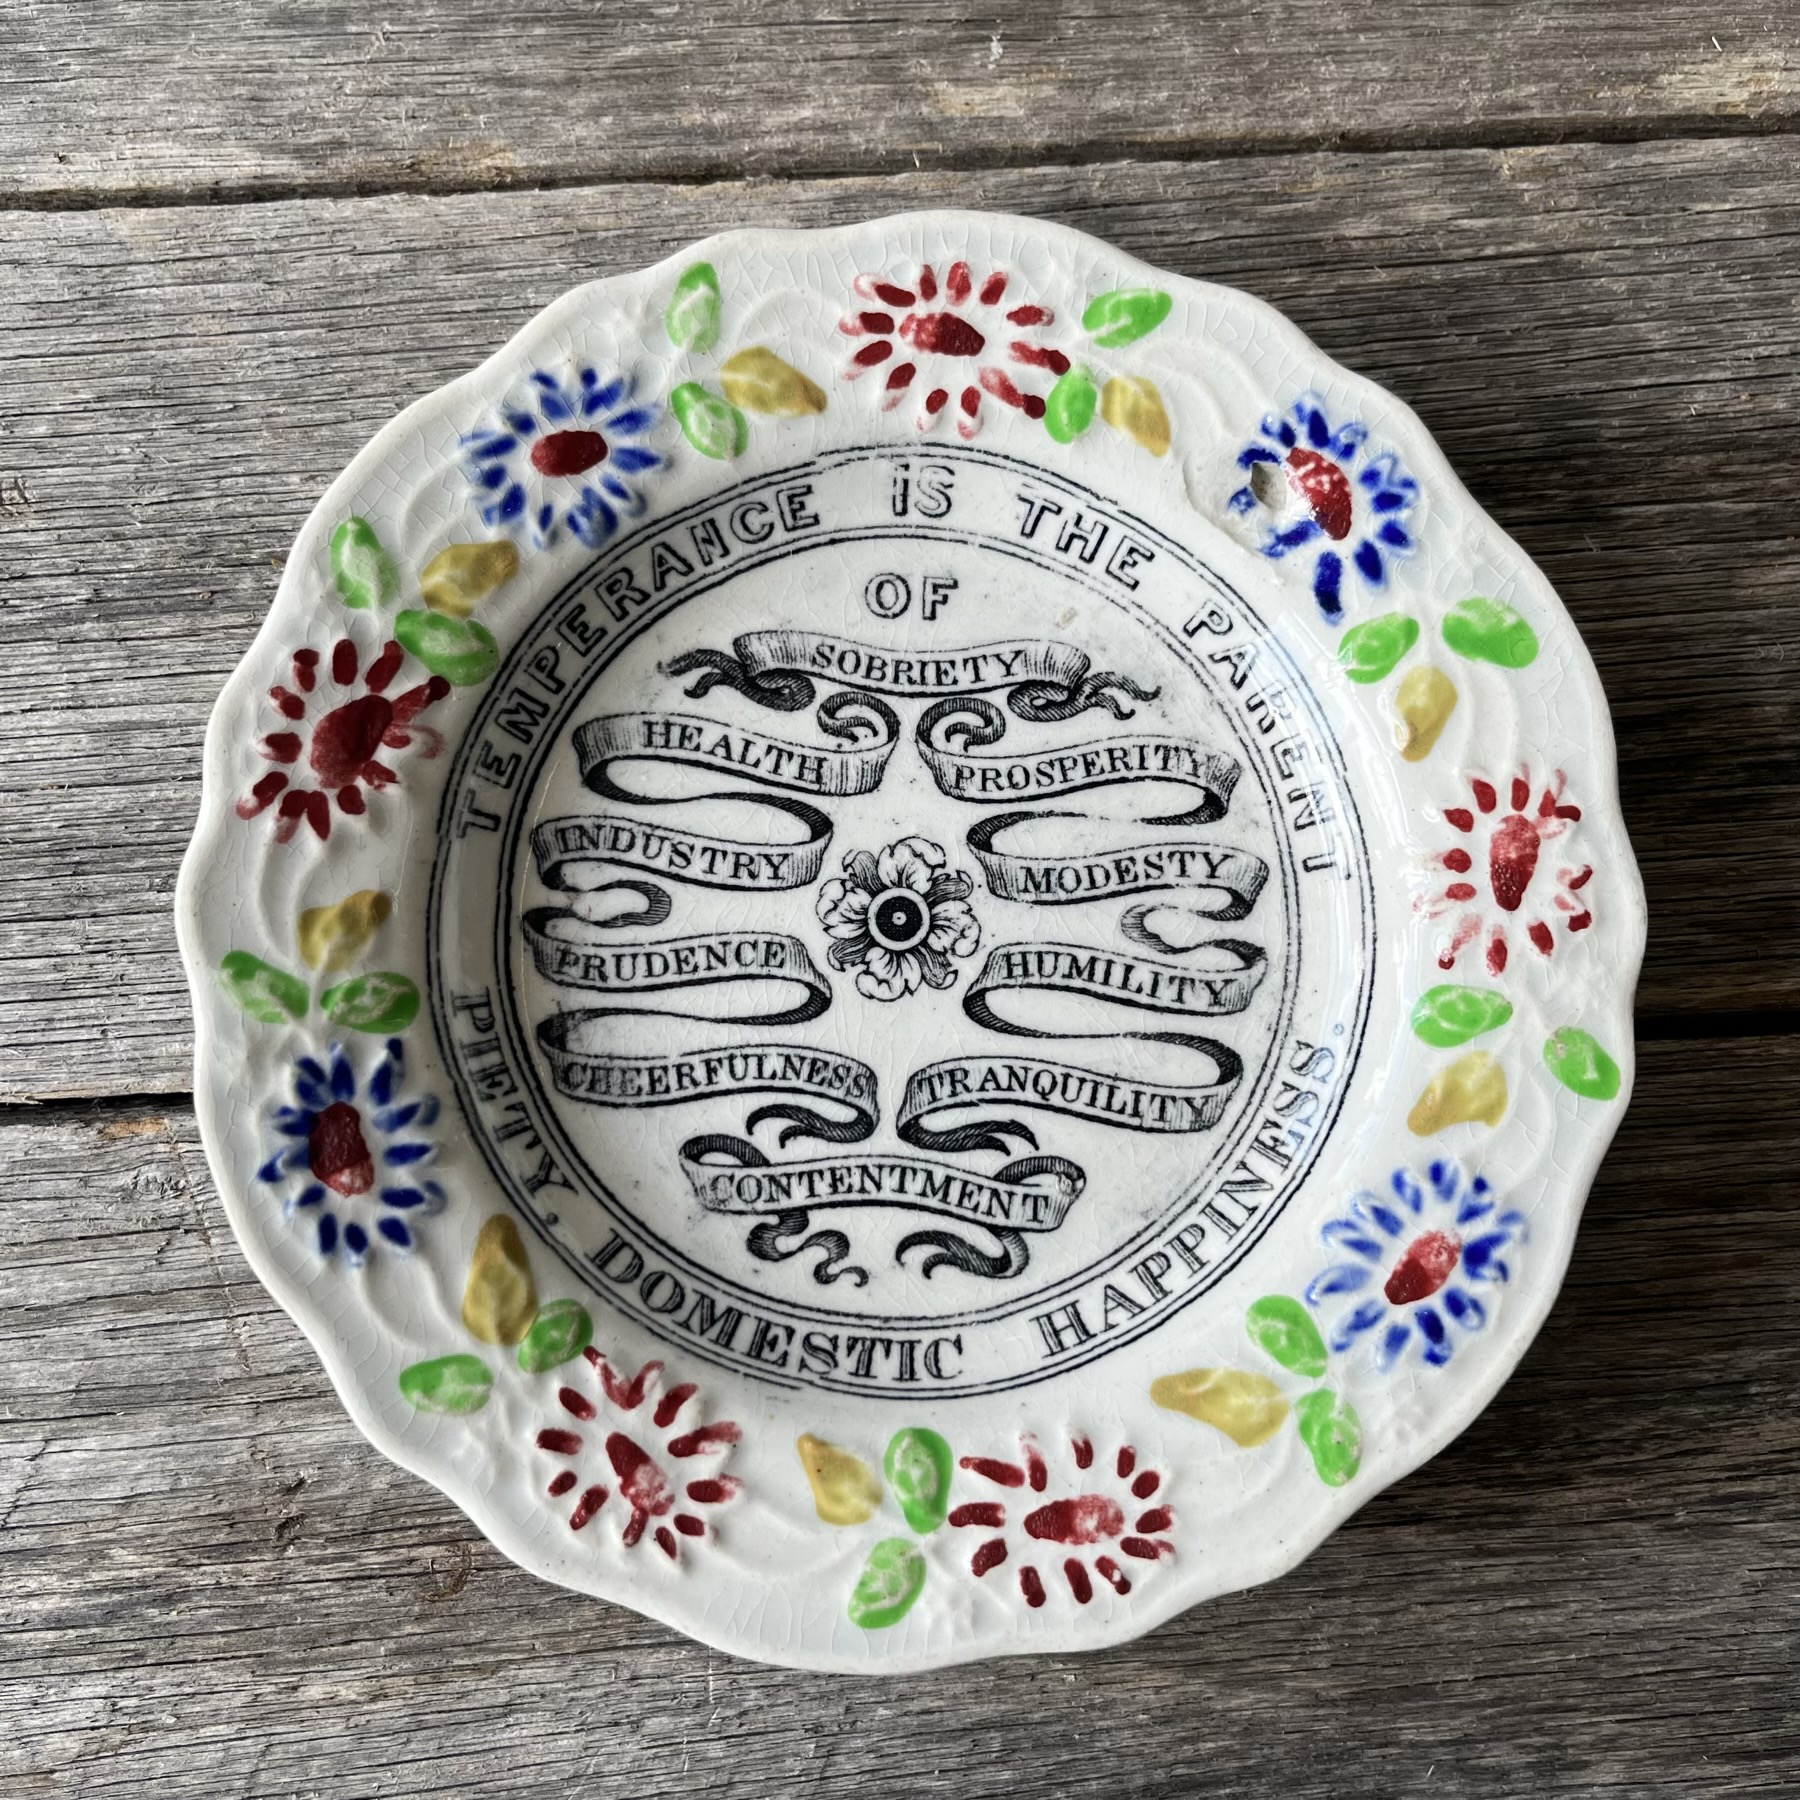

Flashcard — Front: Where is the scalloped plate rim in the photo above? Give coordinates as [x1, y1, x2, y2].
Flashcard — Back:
[175, 208, 1646, 1672]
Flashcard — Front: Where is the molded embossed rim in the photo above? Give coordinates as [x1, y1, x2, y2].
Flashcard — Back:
[178, 211, 1645, 1672]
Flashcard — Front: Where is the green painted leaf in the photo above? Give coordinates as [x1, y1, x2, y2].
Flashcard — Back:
[330, 517, 400, 612]
[517, 1298, 594, 1373]
[219, 951, 308, 1023]
[846, 1537, 927, 1629]
[1295, 1388, 1362, 1487]
[1410, 984, 1514, 1048]
[671, 381, 749, 460]
[399, 1354, 493, 1415]
[883, 1427, 952, 1534]
[1543, 1027, 1622, 1101]
[665, 262, 723, 353]
[1043, 367, 1098, 443]
[321, 971, 420, 1034]
[1080, 288, 1173, 348]
[1245, 1296, 1328, 1378]
[1442, 596, 1540, 669]
[1337, 613, 1419, 684]
[393, 609, 499, 686]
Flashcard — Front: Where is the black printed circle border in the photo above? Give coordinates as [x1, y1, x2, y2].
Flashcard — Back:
[430, 447, 1372, 1371]
[427, 444, 1378, 1397]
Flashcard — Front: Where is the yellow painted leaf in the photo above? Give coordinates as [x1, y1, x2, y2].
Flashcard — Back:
[296, 889, 392, 973]
[1150, 1367, 1289, 1447]
[1099, 375, 1171, 456]
[462, 1215, 538, 1345]
[1408, 1051, 1508, 1134]
[1393, 665, 1457, 762]
[719, 347, 827, 417]
[796, 1433, 882, 1525]
[419, 541, 519, 618]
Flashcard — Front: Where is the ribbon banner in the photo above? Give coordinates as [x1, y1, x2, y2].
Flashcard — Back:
[679, 1143, 1086, 1284]
[528, 916, 860, 1136]
[665, 632, 1157, 722]
[532, 810, 832, 893]
[916, 696, 1240, 827]
[966, 812, 1269, 918]
[523, 919, 832, 1021]
[963, 939, 1267, 1025]
[530, 917, 890, 1285]
[575, 699, 900, 805]
[533, 692, 901, 894]
[538, 1020, 875, 1132]
[900, 1041, 1244, 1144]
[895, 937, 1264, 1187]
[542, 1040, 870, 1121]
[520, 628, 1273, 1284]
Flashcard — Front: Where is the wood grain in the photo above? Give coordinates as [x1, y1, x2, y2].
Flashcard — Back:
[4, 1032, 1795, 1798]
[2, 139, 1796, 1101]
[7, 4, 1797, 1788]
[4, 2, 1797, 206]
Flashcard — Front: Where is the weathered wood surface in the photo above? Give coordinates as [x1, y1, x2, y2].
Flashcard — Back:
[5, 1034, 1796, 1798]
[4, 2, 1797, 205]
[3, 137, 1798, 1102]
[6, 6, 1798, 1789]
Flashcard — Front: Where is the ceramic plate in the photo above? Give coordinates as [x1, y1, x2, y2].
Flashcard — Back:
[178, 213, 1644, 1671]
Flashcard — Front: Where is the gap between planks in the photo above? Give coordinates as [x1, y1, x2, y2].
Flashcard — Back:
[4, 118, 1799, 218]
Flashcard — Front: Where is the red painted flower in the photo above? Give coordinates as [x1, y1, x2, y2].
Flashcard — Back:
[534, 1350, 741, 1559]
[237, 638, 449, 843]
[1419, 766, 1592, 975]
[838, 262, 1067, 440]
[948, 1431, 1173, 1608]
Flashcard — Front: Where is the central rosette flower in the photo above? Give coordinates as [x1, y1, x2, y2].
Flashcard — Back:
[816, 836, 981, 1003]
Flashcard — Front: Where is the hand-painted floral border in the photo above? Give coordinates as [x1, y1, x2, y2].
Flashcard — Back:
[183, 219, 1641, 1665]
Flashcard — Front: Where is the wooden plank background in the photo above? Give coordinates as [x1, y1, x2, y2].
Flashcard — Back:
[3, 8, 1797, 1796]
[5, 2, 1797, 204]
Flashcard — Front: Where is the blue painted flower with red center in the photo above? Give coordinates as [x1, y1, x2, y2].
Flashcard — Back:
[258, 1038, 443, 1263]
[1228, 393, 1418, 624]
[1305, 1161, 1525, 1369]
[462, 367, 661, 551]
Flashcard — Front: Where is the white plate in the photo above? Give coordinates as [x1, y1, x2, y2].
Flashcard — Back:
[178, 212, 1644, 1671]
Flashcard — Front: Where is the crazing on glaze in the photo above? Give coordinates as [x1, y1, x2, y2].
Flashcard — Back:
[178, 215, 1643, 1672]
